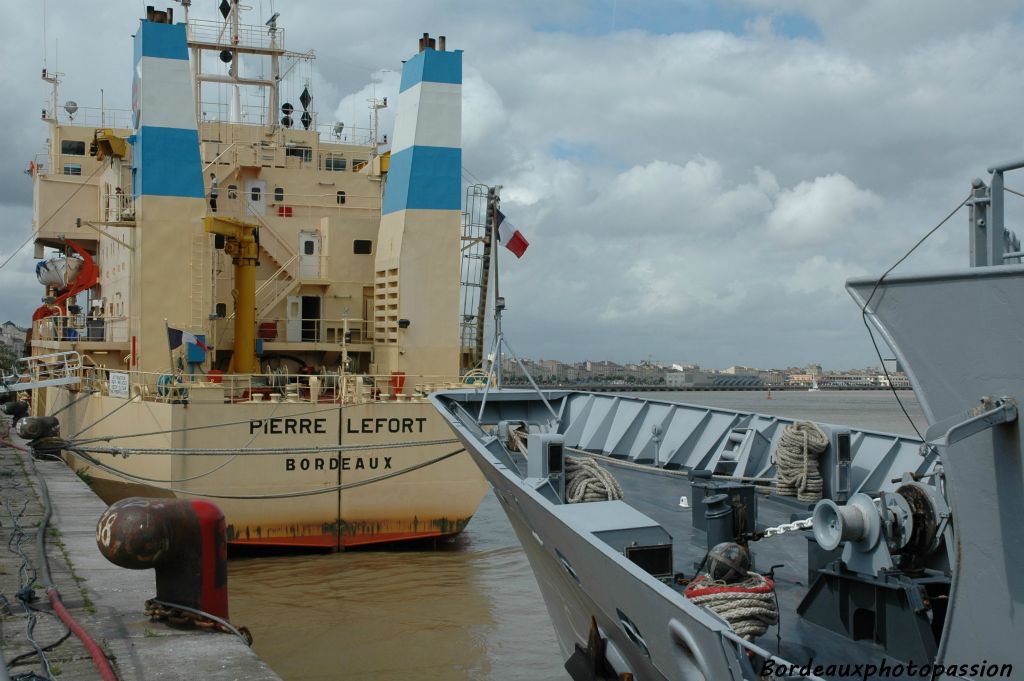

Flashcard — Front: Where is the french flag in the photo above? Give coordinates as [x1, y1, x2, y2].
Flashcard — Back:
[496, 210, 529, 259]
[167, 326, 208, 351]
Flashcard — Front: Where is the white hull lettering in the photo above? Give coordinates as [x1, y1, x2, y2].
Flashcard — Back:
[249, 418, 328, 435]
[285, 456, 394, 472]
[345, 417, 427, 434]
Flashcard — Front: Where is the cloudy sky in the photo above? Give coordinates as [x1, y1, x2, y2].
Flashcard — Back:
[2, 1, 1023, 369]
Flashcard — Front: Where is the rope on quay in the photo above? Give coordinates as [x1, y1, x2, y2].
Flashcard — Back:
[772, 421, 828, 503]
[1, 437, 120, 681]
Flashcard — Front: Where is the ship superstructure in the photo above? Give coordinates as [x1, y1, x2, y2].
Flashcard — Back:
[22, 4, 489, 548]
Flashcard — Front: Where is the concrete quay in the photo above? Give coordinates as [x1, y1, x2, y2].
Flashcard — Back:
[0, 428, 282, 680]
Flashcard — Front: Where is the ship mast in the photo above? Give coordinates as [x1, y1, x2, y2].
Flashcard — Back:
[187, 1, 307, 126]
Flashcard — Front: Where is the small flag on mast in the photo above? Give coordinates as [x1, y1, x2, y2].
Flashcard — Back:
[495, 210, 529, 259]
[167, 326, 208, 351]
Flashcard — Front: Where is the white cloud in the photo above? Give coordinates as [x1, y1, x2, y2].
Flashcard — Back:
[765, 174, 882, 245]
[2, 1, 1023, 369]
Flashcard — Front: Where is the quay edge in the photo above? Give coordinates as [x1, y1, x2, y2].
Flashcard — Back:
[0, 436, 282, 681]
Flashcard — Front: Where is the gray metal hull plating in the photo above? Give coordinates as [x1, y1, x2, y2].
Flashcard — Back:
[458, 417, 744, 680]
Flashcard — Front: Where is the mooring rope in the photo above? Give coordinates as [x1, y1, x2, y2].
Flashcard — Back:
[685, 572, 779, 640]
[772, 421, 828, 503]
[507, 428, 623, 503]
[564, 455, 624, 503]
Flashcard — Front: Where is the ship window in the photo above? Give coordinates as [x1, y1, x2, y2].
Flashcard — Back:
[61, 140, 86, 156]
[353, 240, 372, 255]
[352, 159, 367, 172]
[63, 163, 82, 176]
[286, 146, 313, 162]
[274, 186, 284, 201]
[251, 186, 261, 202]
[303, 240, 315, 256]
[227, 184, 238, 199]
[336, 191, 346, 205]
[324, 155, 347, 172]
[215, 303, 226, 318]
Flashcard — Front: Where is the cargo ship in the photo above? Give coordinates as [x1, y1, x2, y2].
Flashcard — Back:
[19, 2, 492, 549]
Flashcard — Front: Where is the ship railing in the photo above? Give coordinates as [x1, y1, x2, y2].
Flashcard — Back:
[99, 192, 135, 222]
[199, 101, 277, 128]
[211, 316, 373, 346]
[3, 351, 83, 392]
[212, 191, 380, 221]
[315, 124, 376, 147]
[198, 119, 374, 149]
[187, 19, 286, 51]
[31, 153, 49, 177]
[44, 106, 133, 129]
[84, 368, 474, 405]
[251, 256, 299, 319]
[32, 316, 130, 345]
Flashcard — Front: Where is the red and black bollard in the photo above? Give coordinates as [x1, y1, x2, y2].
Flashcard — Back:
[96, 497, 229, 619]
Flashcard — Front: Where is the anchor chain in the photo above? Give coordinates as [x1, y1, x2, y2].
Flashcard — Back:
[756, 518, 813, 539]
[145, 599, 253, 645]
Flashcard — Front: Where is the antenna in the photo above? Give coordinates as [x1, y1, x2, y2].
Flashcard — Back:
[369, 96, 388, 159]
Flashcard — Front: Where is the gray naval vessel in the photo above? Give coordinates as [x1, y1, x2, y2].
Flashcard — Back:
[431, 160, 1024, 680]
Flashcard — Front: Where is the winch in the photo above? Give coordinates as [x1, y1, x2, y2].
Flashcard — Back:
[798, 473, 952, 661]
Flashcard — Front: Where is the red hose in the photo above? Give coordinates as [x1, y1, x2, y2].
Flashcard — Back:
[1, 437, 28, 452]
[48, 587, 119, 681]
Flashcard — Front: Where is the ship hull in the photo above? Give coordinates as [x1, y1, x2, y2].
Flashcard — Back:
[48, 386, 488, 549]
[435, 398, 739, 680]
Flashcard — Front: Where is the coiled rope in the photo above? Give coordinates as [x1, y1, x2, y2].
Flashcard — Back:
[684, 573, 778, 640]
[506, 429, 624, 503]
[565, 455, 624, 503]
[773, 421, 828, 503]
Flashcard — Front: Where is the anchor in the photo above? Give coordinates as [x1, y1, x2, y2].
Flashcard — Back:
[564, 616, 633, 681]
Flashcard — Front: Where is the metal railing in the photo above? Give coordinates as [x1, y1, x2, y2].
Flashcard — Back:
[187, 19, 286, 51]
[45, 106, 133, 129]
[100, 192, 135, 222]
[82, 367, 471, 406]
[212, 316, 372, 346]
[199, 121, 375, 151]
[32, 316, 130, 344]
[3, 351, 83, 391]
[212, 192, 379, 220]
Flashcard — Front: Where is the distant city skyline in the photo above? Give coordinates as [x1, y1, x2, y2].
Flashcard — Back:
[500, 355, 909, 389]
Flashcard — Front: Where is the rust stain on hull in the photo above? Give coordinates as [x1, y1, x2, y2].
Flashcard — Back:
[225, 516, 472, 549]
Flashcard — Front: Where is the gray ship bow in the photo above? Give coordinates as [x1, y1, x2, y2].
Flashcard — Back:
[431, 163, 1024, 681]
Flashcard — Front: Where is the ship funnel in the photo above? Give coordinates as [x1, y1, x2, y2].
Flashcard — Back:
[145, 6, 174, 24]
[419, 32, 437, 52]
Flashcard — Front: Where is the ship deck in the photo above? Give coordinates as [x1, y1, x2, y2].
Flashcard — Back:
[610, 461, 913, 677]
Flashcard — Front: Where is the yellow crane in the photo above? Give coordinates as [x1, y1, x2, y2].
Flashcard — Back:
[204, 216, 261, 374]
